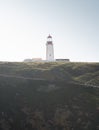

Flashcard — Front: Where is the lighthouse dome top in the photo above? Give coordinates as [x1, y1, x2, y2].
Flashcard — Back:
[47, 35, 52, 39]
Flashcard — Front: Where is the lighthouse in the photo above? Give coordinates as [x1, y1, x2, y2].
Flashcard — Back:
[46, 35, 54, 61]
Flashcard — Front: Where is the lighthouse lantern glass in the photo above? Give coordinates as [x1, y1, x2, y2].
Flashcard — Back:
[48, 37, 52, 42]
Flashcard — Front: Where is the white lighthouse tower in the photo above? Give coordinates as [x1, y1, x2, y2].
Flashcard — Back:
[46, 35, 54, 61]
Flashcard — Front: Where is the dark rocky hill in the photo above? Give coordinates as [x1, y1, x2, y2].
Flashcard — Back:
[0, 62, 99, 130]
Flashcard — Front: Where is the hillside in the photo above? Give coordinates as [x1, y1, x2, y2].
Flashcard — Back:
[0, 62, 99, 130]
[0, 62, 99, 85]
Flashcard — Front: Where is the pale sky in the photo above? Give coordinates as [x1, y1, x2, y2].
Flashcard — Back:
[0, 0, 99, 62]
